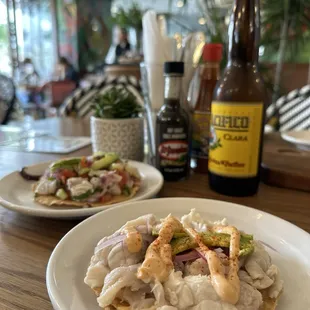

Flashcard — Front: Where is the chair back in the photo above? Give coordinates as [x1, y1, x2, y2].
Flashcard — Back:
[60, 75, 143, 118]
[266, 85, 310, 131]
[0, 74, 15, 124]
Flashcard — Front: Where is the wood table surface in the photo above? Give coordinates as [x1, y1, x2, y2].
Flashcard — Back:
[0, 117, 309, 310]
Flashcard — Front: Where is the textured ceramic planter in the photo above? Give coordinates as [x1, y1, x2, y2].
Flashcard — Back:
[90, 116, 144, 161]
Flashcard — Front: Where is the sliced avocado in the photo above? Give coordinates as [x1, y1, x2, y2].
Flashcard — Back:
[170, 232, 254, 257]
[93, 151, 106, 159]
[78, 167, 91, 176]
[91, 153, 119, 170]
[56, 189, 68, 200]
[109, 162, 125, 171]
[50, 158, 81, 171]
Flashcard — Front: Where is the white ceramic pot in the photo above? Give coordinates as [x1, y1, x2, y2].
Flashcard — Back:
[90, 116, 144, 161]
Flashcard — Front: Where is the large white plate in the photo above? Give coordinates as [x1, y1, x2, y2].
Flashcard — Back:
[281, 131, 310, 150]
[46, 198, 310, 310]
[0, 161, 163, 218]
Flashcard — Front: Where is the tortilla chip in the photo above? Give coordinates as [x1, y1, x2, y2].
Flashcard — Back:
[97, 289, 282, 310]
[260, 289, 282, 310]
[34, 185, 139, 208]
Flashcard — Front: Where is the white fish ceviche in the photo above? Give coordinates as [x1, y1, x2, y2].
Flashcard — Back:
[84, 209, 283, 310]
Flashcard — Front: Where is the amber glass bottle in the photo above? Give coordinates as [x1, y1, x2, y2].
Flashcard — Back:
[208, 0, 266, 196]
[192, 43, 223, 174]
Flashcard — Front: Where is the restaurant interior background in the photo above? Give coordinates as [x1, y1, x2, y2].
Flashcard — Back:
[0, 0, 309, 124]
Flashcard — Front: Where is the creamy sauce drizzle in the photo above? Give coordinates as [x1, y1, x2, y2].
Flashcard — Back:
[137, 215, 183, 282]
[124, 226, 143, 253]
[184, 224, 241, 305]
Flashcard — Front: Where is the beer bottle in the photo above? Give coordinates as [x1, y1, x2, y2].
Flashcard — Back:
[156, 62, 190, 181]
[208, 0, 266, 196]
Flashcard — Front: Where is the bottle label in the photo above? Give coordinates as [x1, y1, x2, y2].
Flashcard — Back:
[192, 111, 211, 159]
[158, 126, 188, 174]
[208, 101, 263, 177]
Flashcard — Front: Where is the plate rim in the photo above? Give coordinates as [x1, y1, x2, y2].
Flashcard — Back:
[281, 131, 310, 146]
[0, 159, 163, 218]
[46, 197, 310, 310]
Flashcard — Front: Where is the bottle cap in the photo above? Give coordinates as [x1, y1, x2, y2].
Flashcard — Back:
[164, 61, 184, 75]
[203, 43, 223, 62]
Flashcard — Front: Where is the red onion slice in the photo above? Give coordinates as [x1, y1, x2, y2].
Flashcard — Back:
[174, 250, 200, 263]
[95, 232, 154, 254]
[95, 234, 126, 253]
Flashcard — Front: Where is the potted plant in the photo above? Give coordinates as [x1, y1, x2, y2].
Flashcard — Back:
[91, 87, 144, 161]
[111, 3, 143, 53]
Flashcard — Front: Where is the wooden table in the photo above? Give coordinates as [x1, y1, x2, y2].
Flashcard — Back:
[0, 118, 309, 310]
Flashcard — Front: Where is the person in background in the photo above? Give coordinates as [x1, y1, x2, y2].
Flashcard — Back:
[19, 58, 40, 86]
[54, 57, 79, 86]
[16, 58, 41, 106]
[115, 28, 131, 59]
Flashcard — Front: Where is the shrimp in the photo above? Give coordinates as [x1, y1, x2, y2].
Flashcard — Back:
[184, 224, 241, 305]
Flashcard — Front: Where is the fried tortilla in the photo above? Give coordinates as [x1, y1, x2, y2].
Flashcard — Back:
[33, 185, 139, 208]
[98, 291, 282, 310]
[259, 289, 282, 310]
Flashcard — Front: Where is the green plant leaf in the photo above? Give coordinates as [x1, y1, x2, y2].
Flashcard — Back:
[92, 86, 143, 119]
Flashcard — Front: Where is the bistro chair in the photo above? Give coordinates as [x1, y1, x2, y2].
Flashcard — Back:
[59, 75, 143, 118]
[266, 84, 310, 131]
[0, 74, 16, 124]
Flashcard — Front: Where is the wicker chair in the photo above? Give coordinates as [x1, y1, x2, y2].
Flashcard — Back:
[0, 74, 16, 124]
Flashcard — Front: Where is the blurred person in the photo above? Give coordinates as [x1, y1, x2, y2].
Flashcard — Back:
[115, 28, 131, 59]
[16, 58, 41, 106]
[54, 57, 79, 86]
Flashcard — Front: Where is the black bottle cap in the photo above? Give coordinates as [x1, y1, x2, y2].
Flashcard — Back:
[164, 61, 184, 75]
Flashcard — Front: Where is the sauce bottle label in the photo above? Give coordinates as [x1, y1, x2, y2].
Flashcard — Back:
[208, 101, 263, 177]
[158, 126, 189, 173]
[192, 111, 211, 159]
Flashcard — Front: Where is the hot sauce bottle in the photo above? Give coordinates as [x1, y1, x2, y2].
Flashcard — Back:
[156, 62, 190, 181]
[191, 43, 223, 174]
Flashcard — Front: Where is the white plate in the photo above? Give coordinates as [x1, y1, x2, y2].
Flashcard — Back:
[281, 131, 310, 150]
[46, 198, 310, 310]
[0, 161, 163, 218]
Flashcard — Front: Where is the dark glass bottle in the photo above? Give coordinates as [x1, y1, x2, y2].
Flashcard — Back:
[208, 0, 266, 196]
[156, 62, 190, 182]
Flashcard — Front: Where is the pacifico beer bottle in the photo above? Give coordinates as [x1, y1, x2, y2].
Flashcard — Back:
[156, 62, 190, 181]
[208, 0, 266, 196]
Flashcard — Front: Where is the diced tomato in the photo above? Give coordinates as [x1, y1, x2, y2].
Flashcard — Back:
[101, 193, 112, 203]
[80, 157, 89, 168]
[118, 171, 128, 187]
[61, 169, 77, 178]
[59, 169, 77, 184]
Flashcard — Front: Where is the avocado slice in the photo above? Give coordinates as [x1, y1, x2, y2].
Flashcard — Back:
[50, 158, 81, 171]
[91, 153, 119, 170]
[56, 189, 68, 200]
[170, 232, 254, 257]
[78, 167, 91, 176]
[93, 151, 106, 159]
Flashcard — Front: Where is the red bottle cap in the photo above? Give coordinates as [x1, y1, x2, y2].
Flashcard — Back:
[202, 43, 223, 62]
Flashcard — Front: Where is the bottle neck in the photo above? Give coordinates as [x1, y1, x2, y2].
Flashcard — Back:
[228, 0, 260, 64]
[164, 75, 182, 101]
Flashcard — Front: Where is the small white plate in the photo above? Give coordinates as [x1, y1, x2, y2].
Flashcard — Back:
[0, 161, 163, 218]
[46, 198, 310, 310]
[281, 131, 310, 150]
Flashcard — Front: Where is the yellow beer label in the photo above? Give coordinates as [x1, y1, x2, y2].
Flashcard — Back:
[208, 101, 263, 177]
[192, 111, 211, 159]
